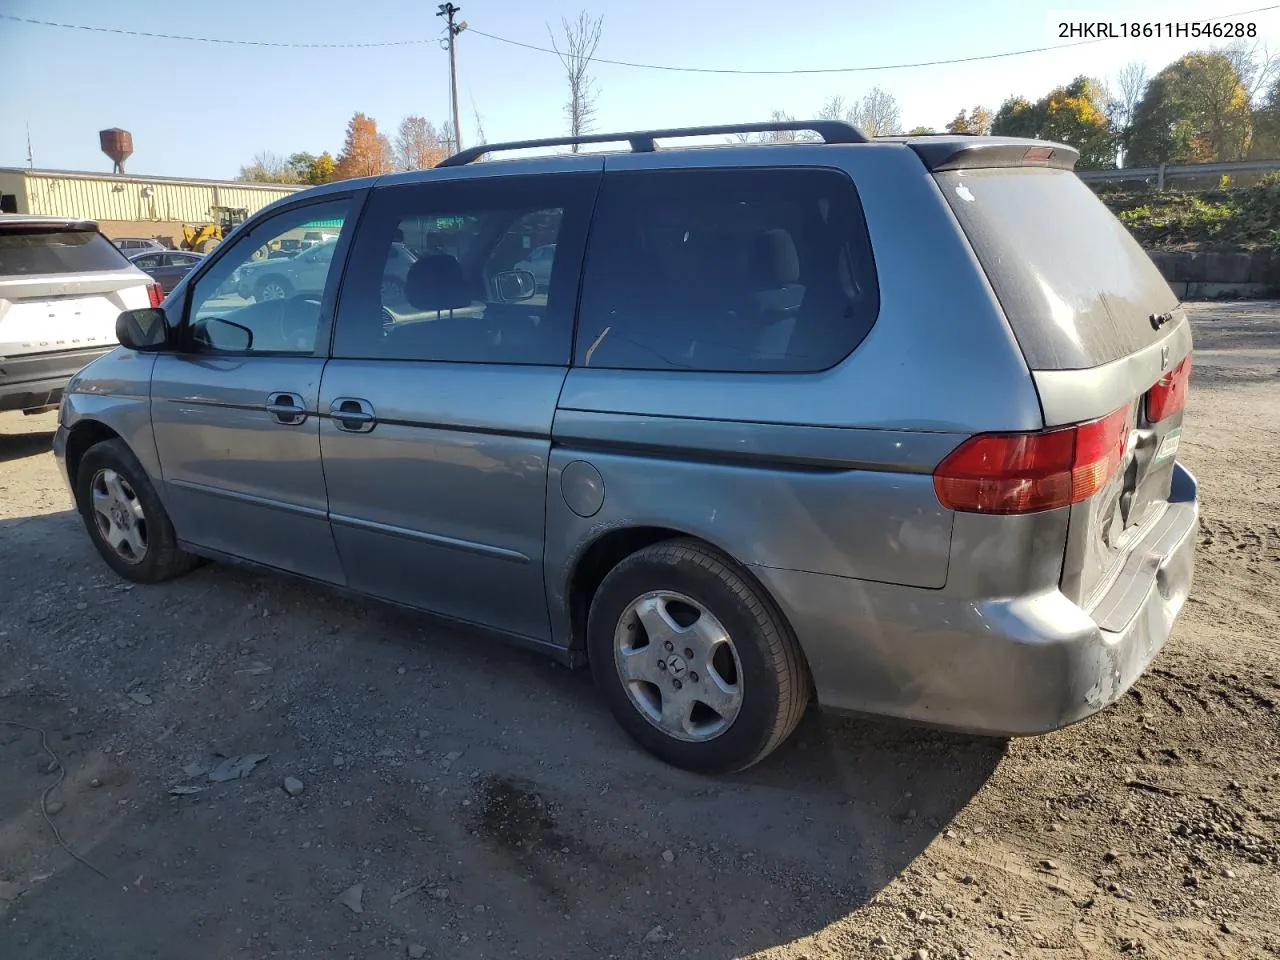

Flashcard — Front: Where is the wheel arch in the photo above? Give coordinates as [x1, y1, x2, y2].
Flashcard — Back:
[255, 272, 292, 294]
[65, 419, 125, 495]
[565, 525, 799, 669]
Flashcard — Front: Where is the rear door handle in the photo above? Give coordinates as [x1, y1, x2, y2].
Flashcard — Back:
[330, 397, 377, 433]
[265, 391, 307, 425]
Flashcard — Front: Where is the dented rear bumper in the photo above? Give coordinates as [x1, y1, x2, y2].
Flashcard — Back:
[752, 462, 1198, 736]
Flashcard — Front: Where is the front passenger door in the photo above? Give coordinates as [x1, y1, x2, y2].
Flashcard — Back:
[149, 195, 360, 582]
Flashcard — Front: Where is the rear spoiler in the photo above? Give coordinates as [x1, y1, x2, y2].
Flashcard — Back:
[908, 138, 1080, 173]
[0, 217, 99, 232]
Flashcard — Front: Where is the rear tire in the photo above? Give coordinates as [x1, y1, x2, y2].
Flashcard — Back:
[75, 439, 201, 584]
[587, 538, 812, 773]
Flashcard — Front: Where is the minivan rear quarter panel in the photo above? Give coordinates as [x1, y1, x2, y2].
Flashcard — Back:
[548, 145, 1051, 649]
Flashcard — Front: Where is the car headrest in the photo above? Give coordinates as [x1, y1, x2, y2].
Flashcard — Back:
[405, 254, 471, 312]
[748, 229, 800, 286]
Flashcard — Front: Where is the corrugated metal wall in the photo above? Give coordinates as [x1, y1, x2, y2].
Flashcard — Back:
[7, 171, 298, 222]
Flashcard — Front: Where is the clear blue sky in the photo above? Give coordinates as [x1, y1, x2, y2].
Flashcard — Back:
[2, 0, 1279, 179]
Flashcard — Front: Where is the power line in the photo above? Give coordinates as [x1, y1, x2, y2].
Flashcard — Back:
[0, 14, 436, 48]
[2, 5, 1278, 73]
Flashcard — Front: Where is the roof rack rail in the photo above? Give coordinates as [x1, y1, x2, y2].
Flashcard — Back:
[436, 120, 869, 168]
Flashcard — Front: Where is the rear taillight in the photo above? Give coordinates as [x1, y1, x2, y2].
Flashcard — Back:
[934, 407, 1131, 515]
[1145, 354, 1191, 423]
[147, 282, 164, 308]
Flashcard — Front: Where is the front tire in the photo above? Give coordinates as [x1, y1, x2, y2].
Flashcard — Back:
[75, 439, 200, 584]
[255, 276, 293, 302]
[587, 539, 812, 773]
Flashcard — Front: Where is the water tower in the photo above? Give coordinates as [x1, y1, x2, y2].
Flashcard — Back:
[99, 128, 133, 174]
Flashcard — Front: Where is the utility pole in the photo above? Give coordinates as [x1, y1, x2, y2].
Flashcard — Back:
[437, 3, 466, 154]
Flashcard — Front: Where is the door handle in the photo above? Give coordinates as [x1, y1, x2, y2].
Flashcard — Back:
[330, 397, 377, 433]
[265, 391, 307, 425]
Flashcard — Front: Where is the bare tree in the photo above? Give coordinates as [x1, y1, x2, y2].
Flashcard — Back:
[732, 109, 807, 143]
[1224, 40, 1280, 103]
[549, 11, 604, 150]
[852, 87, 901, 136]
[1112, 60, 1149, 132]
[440, 120, 457, 154]
[394, 115, 447, 171]
[821, 88, 902, 137]
[237, 150, 296, 183]
[472, 97, 488, 149]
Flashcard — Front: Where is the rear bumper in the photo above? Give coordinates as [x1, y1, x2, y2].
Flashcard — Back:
[754, 463, 1199, 736]
[0, 347, 113, 413]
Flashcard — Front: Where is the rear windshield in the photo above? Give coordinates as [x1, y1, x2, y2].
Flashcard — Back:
[936, 168, 1177, 371]
[0, 228, 130, 277]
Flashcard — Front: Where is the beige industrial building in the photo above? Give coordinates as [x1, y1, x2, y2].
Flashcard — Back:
[0, 166, 300, 247]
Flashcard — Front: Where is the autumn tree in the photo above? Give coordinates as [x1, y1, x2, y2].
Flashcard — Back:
[395, 115, 448, 170]
[549, 11, 603, 149]
[819, 88, 902, 137]
[1126, 53, 1252, 165]
[992, 77, 1116, 168]
[334, 112, 395, 180]
[946, 106, 993, 136]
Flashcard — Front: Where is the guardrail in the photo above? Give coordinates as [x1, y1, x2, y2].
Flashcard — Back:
[1078, 158, 1280, 188]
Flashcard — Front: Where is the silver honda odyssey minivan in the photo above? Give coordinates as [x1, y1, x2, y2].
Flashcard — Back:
[54, 121, 1197, 772]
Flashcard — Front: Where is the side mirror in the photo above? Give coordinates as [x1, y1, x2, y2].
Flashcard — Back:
[196, 317, 255, 352]
[116, 308, 171, 351]
[493, 269, 537, 303]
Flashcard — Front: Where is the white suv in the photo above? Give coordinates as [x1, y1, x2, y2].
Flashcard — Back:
[1, 216, 160, 414]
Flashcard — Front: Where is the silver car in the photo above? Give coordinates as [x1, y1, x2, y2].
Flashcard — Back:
[53, 122, 1197, 773]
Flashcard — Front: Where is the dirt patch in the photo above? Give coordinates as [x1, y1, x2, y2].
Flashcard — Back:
[474, 775, 564, 852]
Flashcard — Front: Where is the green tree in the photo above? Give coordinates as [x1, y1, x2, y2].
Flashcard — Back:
[946, 106, 993, 136]
[991, 78, 1116, 168]
[1251, 74, 1280, 157]
[306, 151, 337, 185]
[906, 126, 936, 135]
[992, 96, 1039, 139]
[287, 152, 317, 181]
[1126, 53, 1252, 165]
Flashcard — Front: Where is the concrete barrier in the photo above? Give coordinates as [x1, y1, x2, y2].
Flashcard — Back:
[1146, 249, 1280, 300]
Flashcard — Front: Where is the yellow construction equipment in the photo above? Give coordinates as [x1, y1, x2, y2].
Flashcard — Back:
[180, 206, 248, 253]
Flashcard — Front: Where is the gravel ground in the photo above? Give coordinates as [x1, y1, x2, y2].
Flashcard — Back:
[0, 301, 1277, 960]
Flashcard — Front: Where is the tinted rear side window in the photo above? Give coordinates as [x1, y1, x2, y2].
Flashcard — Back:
[0, 228, 130, 276]
[937, 168, 1178, 371]
[575, 167, 878, 372]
